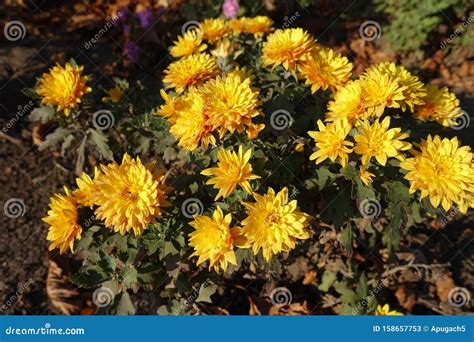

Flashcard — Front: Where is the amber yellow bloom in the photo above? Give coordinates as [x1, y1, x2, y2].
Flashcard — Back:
[36, 62, 92, 116]
[400, 135, 474, 213]
[354, 117, 411, 166]
[299, 47, 353, 93]
[102, 86, 122, 103]
[326, 80, 369, 124]
[73, 170, 97, 207]
[92, 154, 171, 235]
[413, 85, 461, 127]
[43, 187, 82, 254]
[360, 65, 406, 117]
[371, 62, 426, 112]
[308, 119, 353, 167]
[168, 91, 216, 151]
[163, 53, 218, 93]
[189, 206, 246, 272]
[201, 146, 260, 200]
[262, 28, 315, 70]
[242, 16, 273, 37]
[228, 18, 245, 35]
[359, 166, 375, 186]
[375, 304, 403, 316]
[197, 73, 262, 138]
[169, 30, 207, 58]
[242, 187, 311, 261]
[200, 18, 229, 43]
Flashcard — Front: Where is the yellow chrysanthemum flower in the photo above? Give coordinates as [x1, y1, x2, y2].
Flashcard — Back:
[189, 206, 246, 272]
[242, 187, 311, 261]
[413, 85, 461, 127]
[354, 117, 411, 166]
[156, 89, 191, 124]
[360, 64, 406, 117]
[371, 62, 426, 112]
[359, 166, 375, 186]
[242, 16, 273, 37]
[102, 86, 122, 103]
[91, 154, 171, 235]
[326, 80, 369, 124]
[163, 53, 218, 93]
[197, 73, 262, 138]
[169, 30, 207, 58]
[228, 18, 246, 35]
[73, 170, 97, 207]
[36, 62, 92, 116]
[299, 47, 353, 93]
[200, 18, 229, 43]
[201, 146, 260, 200]
[262, 28, 315, 70]
[308, 119, 354, 167]
[375, 304, 403, 316]
[168, 91, 216, 151]
[400, 135, 474, 213]
[43, 187, 82, 254]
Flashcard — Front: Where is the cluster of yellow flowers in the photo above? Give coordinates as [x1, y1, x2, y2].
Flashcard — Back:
[190, 146, 311, 271]
[43, 154, 171, 253]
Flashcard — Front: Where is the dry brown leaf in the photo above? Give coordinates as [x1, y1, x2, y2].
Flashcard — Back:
[302, 270, 317, 285]
[46, 255, 82, 315]
[269, 301, 309, 315]
[395, 284, 417, 311]
[434, 273, 456, 302]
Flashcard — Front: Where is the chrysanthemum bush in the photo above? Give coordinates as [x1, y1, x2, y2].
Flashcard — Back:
[32, 16, 473, 315]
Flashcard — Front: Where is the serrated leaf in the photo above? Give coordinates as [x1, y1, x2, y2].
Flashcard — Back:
[195, 283, 217, 303]
[69, 267, 109, 288]
[338, 225, 353, 255]
[318, 271, 337, 292]
[111, 292, 135, 315]
[98, 251, 117, 273]
[334, 282, 359, 305]
[89, 129, 113, 160]
[39, 127, 71, 150]
[121, 267, 138, 289]
[29, 106, 55, 123]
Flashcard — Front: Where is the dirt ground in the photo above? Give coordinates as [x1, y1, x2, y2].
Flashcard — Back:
[1, 1, 472, 315]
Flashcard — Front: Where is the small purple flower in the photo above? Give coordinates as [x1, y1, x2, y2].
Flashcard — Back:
[124, 41, 140, 62]
[113, 7, 130, 26]
[223, 0, 239, 19]
[137, 9, 155, 29]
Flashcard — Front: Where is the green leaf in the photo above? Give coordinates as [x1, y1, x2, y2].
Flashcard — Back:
[29, 106, 55, 123]
[318, 271, 337, 292]
[89, 128, 114, 160]
[195, 283, 217, 303]
[111, 292, 135, 315]
[39, 127, 71, 150]
[98, 251, 117, 273]
[338, 225, 353, 255]
[69, 267, 109, 288]
[334, 281, 359, 305]
[121, 267, 138, 289]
